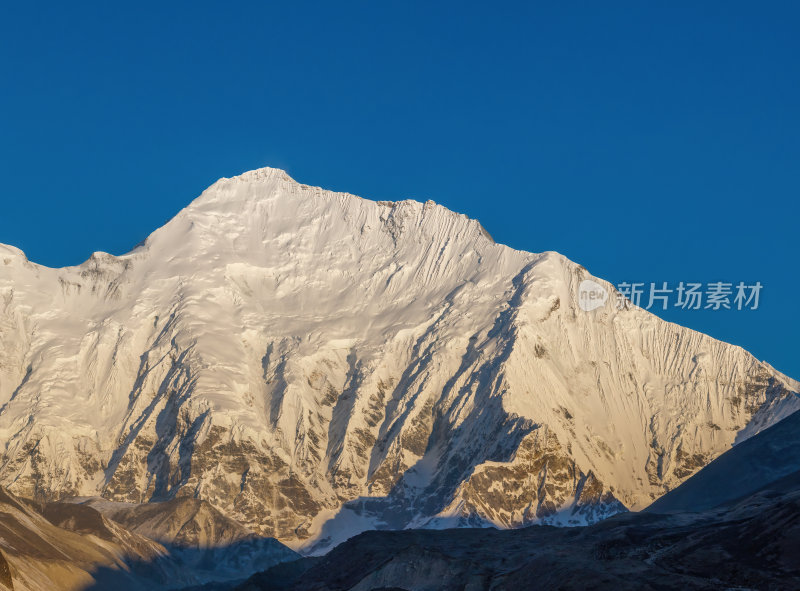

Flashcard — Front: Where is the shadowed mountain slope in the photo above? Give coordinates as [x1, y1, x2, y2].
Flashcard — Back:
[646, 408, 800, 514]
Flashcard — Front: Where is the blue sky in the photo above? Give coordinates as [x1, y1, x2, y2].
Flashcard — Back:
[1, 2, 797, 378]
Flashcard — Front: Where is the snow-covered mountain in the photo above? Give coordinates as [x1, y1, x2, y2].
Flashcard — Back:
[0, 167, 797, 552]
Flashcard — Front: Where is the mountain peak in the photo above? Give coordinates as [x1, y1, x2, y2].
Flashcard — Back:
[147, 166, 498, 263]
[228, 166, 295, 184]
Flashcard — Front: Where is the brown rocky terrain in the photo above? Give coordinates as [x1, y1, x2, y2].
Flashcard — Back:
[0, 488, 297, 590]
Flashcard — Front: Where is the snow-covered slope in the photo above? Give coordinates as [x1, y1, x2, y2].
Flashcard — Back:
[0, 167, 797, 552]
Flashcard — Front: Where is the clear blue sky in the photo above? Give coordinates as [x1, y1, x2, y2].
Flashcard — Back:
[1, 2, 797, 378]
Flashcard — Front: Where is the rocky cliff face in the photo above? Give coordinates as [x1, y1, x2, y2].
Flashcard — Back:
[0, 167, 797, 552]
